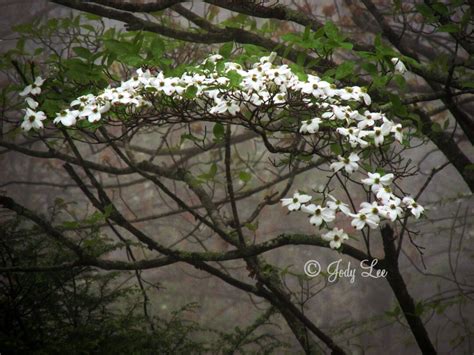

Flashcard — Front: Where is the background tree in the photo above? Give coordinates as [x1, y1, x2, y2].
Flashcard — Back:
[0, 1, 473, 354]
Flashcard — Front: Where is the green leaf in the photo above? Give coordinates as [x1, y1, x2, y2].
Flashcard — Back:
[389, 94, 408, 117]
[16, 37, 25, 52]
[184, 85, 198, 99]
[303, 25, 311, 41]
[443, 119, 449, 130]
[219, 42, 234, 58]
[62, 221, 80, 229]
[245, 222, 259, 232]
[238, 171, 252, 183]
[84, 13, 101, 21]
[330, 143, 342, 155]
[120, 53, 144, 66]
[281, 33, 302, 44]
[150, 37, 165, 58]
[227, 70, 242, 87]
[296, 51, 307, 67]
[198, 163, 217, 181]
[324, 21, 340, 41]
[72, 46, 92, 60]
[213, 122, 225, 141]
[339, 42, 353, 50]
[416, 4, 436, 20]
[103, 204, 114, 218]
[393, 74, 406, 90]
[361, 62, 377, 75]
[104, 39, 136, 55]
[335, 61, 354, 79]
[415, 302, 425, 316]
[289, 64, 308, 81]
[180, 133, 201, 145]
[34, 48, 44, 56]
[437, 24, 459, 33]
[431, 122, 443, 133]
[432, 3, 449, 16]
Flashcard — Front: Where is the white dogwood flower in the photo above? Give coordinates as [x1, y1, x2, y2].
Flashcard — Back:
[350, 212, 379, 230]
[53, 109, 79, 127]
[80, 103, 110, 123]
[210, 98, 240, 115]
[18, 54, 424, 243]
[356, 111, 382, 129]
[19, 76, 45, 96]
[21, 109, 46, 131]
[392, 123, 404, 143]
[359, 201, 384, 222]
[330, 152, 360, 174]
[384, 197, 403, 221]
[368, 119, 392, 146]
[300, 117, 321, 134]
[281, 192, 312, 211]
[322, 228, 349, 249]
[402, 196, 424, 219]
[336, 126, 369, 148]
[376, 185, 396, 203]
[71, 94, 95, 108]
[301, 204, 335, 226]
[25, 97, 38, 109]
[361, 172, 394, 193]
[391, 57, 407, 74]
[326, 195, 351, 215]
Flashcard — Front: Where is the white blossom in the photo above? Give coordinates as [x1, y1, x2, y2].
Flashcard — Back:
[322, 228, 349, 249]
[19, 76, 45, 96]
[53, 109, 79, 127]
[210, 98, 240, 115]
[21, 108, 46, 131]
[301, 204, 335, 226]
[300, 118, 321, 134]
[281, 192, 312, 211]
[391, 57, 407, 74]
[326, 195, 351, 215]
[402, 196, 424, 219]
[14, 54, 424, 247]
[367, 119, 392, 146]
[384, 197, 403, 221]
[25, 97, 38, 109]
[392, 123, 404, 143]
[361, 172, 394, 193]
[330, 152, 360, 174]
[349, 212, 379, 230]
[359, 201, 383, 222]
[376, 185, 397, 203]
[336, 126, 369, 148]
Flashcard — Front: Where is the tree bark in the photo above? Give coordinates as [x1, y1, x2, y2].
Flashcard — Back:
[381, 225, 437, 354]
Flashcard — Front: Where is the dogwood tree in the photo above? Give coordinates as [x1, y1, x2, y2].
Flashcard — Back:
[1, 1, 472, 354]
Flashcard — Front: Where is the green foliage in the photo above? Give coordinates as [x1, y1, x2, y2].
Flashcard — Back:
[415, 1, 469, 34]
[0, 218, 215, 354]
[197, 163, 218, 181]
[218, 42, 234, 58]
[238, 171, 252, 183]
[213, 122, 225, 142]
[1, 13, 187, 127]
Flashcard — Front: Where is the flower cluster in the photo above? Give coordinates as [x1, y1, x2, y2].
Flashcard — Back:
[281, 170, 424, 249]
[19, 77, 47, 131]
[19, 54, 402, 151]
[17, 54, 419, 250]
